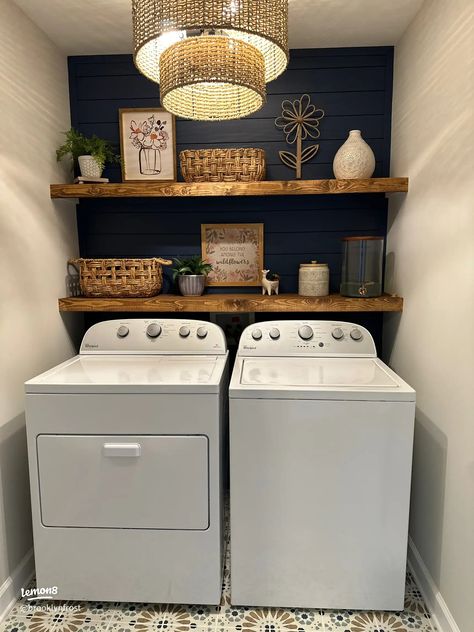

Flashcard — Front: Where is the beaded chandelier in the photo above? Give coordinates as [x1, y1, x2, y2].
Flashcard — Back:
[132, 0, 289, 121]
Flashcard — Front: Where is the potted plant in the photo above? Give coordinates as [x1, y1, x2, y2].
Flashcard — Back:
[56, 128, 120, 179]
[173, 256, 213, 296]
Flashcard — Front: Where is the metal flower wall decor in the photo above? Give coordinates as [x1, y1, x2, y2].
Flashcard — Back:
[275, 94, 325, 179]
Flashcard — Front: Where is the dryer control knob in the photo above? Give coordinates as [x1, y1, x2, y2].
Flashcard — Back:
[298, 325, 314, 340]
[252, 328, 263, 340]
[269, 327, 280, 340]
[117, 325, 129, 338]
[197, 326, 208, 339]
[179, 326, 190, 338]
[332, 327, 344, 340]
[350, 328, 363, 341]
[146, 323, 162, 338]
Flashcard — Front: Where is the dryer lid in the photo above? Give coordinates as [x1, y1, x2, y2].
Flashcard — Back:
[25, 354, 228, 394]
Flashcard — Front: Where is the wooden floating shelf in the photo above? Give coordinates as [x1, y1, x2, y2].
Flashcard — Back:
[50, 178, 408, 199]
[58, 293, 403, 313]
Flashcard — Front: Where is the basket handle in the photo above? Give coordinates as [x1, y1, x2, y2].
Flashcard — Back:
[68, 258, 82, 272]
[155, 258, 173, 266]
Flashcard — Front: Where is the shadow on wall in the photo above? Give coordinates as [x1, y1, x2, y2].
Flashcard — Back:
[0, 413, 33, 575]
[409, 407, 447, 587]
[383, 312, 447, 587]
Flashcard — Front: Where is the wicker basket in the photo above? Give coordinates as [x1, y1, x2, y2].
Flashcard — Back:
[180, 148, 266, 183]
[69, 258, 172, 298]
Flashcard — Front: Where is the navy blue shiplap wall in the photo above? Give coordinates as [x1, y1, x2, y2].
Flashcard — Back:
[68, 47, 393, 346]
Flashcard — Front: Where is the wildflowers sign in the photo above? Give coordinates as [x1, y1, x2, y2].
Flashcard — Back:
[119, 108, 176, 181]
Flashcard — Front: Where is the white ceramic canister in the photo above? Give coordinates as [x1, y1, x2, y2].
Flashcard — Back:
[298, 261, 329, 296]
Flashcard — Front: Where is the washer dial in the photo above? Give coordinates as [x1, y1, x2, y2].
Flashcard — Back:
[117, 325, 129, 338]
[146, 323, 162, 338]
[252, 328, 263, 340]
[350, 328, 363, 341]
[298, 325, 314, 341]
[179, 326, 190, 338]
[269, 327, 280, 340]
[332, 327, 344, 340]
[197, 326, 208, 339]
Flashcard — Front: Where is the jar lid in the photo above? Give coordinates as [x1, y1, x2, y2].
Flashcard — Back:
[300, 260, 328, 267]
[341, 236, 384, 241]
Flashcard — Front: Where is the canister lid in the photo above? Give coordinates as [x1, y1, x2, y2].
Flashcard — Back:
[300, 260, 328, 268]
[341, 236, 384, 241]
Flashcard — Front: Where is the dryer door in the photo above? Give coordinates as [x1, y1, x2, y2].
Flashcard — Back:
[37, 434, 209, 530]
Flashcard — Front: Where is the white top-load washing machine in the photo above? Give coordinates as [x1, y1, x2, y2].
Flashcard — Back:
[25, 319, 228, 605]
[229, 320, 415, 611]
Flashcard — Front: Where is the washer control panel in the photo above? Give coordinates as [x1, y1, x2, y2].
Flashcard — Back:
[238, 321, 376, 357]
[80, 319, 227, 355]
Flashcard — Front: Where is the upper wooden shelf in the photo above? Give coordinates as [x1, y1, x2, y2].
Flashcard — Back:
[58, 293, 403, 313]
[50, 178, 408, 199]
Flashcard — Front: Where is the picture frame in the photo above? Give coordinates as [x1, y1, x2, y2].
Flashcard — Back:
[119, 108, 177, 182]
[201, 223, 264, 287]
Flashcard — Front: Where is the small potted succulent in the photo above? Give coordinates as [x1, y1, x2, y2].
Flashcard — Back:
[173, 256, 213, 296]
[56, 128, 120, 179]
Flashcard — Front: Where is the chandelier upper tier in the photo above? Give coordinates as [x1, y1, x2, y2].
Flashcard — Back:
[132, 0, 289, 121]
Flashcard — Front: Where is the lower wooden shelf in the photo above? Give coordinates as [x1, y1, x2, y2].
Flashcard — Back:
[58, 293, 403, 313]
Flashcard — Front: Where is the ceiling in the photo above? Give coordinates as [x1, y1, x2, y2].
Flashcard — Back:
[14, 0, 424, 55]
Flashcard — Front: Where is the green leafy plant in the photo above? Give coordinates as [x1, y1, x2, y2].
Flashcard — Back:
[56, 128, 120, 170]
[173, 256, 213, 280]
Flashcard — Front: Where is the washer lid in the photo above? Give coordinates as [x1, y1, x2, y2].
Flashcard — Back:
[231, 357, 415, 401]
[25, 354, 228, 394]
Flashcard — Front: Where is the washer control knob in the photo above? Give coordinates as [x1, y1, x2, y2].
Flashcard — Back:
[196, 326, 208, 339]
[298, 325, 314, 341]
[350, 328, 363, 341]
[146, 323, 162, 338]
[117, 325, 129, 338]
[252, 328, 263, 341]
[179, 326, 190, 338]
[332, 327, 344, 340]
[269, 327, 280, 340]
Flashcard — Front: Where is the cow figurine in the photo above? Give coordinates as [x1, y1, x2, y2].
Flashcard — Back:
[261, 270, 280, 296]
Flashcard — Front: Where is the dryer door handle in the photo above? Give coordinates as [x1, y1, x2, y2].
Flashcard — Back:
[102, 443, 141, 457]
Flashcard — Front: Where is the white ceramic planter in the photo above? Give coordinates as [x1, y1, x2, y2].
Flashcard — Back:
[78, 155, 103, 179]
[333, 130, 376, 179]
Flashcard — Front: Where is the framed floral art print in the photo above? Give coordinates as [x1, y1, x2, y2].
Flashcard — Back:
[201, 223, 264, 287]
[119, 108, 176, 181]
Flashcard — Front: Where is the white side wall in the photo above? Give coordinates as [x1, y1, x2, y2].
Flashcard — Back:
[384, 1, 474, 631]
[0, 0, 82, 615]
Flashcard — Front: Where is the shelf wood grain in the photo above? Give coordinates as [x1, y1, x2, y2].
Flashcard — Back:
[58, 293, 403, 313]
[50, 178, 408, 199]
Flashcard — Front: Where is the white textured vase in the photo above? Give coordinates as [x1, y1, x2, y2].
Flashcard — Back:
[333, 130, 376, 179]
[78, 155, 103, 179]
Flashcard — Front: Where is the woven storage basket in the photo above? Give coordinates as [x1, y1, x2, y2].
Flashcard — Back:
[180, 148, 266, 183]
[69, 258, 172, 298]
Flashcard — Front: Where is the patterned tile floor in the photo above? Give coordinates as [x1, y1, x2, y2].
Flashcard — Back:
[1, 514, 435, 632]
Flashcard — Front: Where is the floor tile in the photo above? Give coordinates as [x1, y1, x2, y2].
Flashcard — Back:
[0, 607, 111, 632]
[109, 603, 218, 631]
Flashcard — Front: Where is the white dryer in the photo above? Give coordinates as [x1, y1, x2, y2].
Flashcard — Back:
[229, 320, 415, 611]
[25, 319, 228, 605]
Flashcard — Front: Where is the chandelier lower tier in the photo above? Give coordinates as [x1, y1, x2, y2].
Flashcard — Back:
[160, 36, 265, 121]
[132, 0, 289, 121]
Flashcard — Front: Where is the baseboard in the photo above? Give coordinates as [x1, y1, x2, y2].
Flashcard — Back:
[0, 549, 35, 623]
[408, 537, 460, 632]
